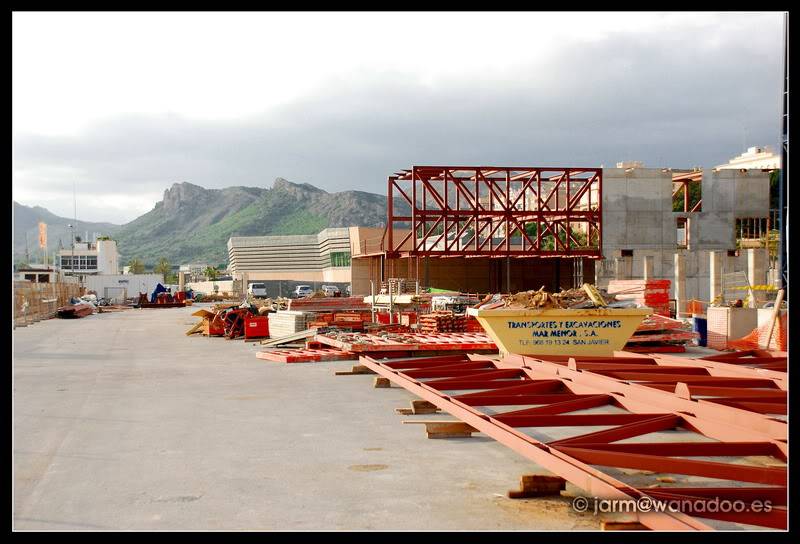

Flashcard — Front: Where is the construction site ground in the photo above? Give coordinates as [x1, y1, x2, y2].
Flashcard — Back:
[13, 304, 745, 530]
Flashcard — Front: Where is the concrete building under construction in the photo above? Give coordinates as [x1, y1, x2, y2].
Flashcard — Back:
[226, 164, 774, 307]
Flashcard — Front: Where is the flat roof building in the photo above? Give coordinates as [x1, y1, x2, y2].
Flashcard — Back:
[715, 146, 781, 170]
[227, 227, 352, 283]
[57, 239, 119, 276]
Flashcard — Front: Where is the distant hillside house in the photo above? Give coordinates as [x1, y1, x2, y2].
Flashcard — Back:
[227, 228, 353, 283]
[57, 239, 119, 276]
[14, 265, 59, 283]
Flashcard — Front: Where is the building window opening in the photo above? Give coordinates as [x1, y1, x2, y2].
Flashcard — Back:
[330, 252, 351, 268]
[677, 217, 689, 248]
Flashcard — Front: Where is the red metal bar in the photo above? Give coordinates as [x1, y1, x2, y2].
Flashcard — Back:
[554, 447, 786, 485]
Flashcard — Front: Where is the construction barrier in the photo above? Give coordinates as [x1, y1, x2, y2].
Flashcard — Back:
[13, 281, 84, 328]
[728, 313, 787, 351]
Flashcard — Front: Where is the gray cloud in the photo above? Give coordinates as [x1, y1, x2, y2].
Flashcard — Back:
[13, 13, 784, 223]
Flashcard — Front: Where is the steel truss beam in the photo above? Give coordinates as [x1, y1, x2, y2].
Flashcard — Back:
[386, 166, 602, 258]
[357, 353, 787, 530]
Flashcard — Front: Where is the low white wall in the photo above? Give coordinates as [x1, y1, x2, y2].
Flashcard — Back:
[84, 274, 163, 301]
[186, 280, 235, 295]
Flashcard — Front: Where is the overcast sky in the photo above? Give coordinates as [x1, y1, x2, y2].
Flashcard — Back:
[12, 11, 785, 224]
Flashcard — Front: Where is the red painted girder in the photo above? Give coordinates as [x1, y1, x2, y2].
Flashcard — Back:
[427, 379, 533, 391]
[642, 486, 787, 504]
[382, 355, 472, 368]
[511, 358, 787, 444]
[554, 446, 786, 485]
[454, 393, 606, 406]
[578, 364, 710, 375]
[701, 398, 787, 415]
[453, 380, 564, 398]
[492, 394, 612, 417]
[493, 413, 669, 427]
[673, 385, 787, 399]
[603, 373, 777, 386]
[421, 368, 524, 385]
[549, 415, 680, 446]
[565, 441, 782, 458]
[646, 353, 787, 389]
[403, 365, 506, 379]
[639, 490, 786, 529]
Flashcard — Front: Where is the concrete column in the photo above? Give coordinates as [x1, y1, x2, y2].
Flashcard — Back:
[747, 248, 767, 307]
[747, 248, 767, 288]
[674, 253, 686, 318]
[614, 257, 632, 280]
[642, 256, 654, 280]
[709, 251, 722, 304]
[178, 271, 186, 292]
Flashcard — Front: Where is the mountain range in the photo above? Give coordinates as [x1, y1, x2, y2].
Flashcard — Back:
[13, 178, 398, 267]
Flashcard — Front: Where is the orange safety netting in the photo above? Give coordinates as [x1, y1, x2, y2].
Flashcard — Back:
[727, 314, 787, 351]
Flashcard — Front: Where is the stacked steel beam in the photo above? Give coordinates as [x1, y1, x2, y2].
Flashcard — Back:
[345, 351, 786, 530]
[418, 311, 466, 333]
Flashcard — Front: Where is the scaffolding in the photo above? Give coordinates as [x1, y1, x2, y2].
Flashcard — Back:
[385, 166, 602, 259]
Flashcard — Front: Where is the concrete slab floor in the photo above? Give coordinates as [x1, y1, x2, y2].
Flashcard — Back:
[13, 305, 602, 531]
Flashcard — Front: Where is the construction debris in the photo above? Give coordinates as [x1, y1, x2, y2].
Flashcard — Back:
[56, 303, 95, 318]
[476, 284, 622, 310]
[625, 314, 699, 353]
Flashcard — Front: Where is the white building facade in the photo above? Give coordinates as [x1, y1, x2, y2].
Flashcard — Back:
[57, 239, 120, 276]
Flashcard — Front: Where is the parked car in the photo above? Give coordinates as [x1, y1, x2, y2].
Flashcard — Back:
[247, 282, 268, 298]
[321, 285, 340, 297]
[292, 285, 313, 298]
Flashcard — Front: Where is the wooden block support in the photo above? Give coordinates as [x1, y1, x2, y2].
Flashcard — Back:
[395, 399, 441, 415]
[601, 520, 648, 531]
[404, 420, 476, 439]
[411, 400, 440, 414]
[335, 364, 376, 376]
[508, 474, 566, 498]
[374, 377, 391, 388]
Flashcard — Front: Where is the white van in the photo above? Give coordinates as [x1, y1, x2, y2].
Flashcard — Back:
[247, 282, 268, 297]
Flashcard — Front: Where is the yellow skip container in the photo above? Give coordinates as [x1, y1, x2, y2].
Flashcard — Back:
[467, 307, 652, 356]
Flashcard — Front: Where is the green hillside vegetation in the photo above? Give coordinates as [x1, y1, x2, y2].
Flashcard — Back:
[16, 178, 398, 268]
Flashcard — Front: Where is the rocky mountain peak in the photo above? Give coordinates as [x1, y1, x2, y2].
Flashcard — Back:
[272, 177, 327, 195]
[162, 182, 209, 212]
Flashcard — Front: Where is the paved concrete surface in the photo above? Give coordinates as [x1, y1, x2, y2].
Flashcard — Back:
[13, 305, 603, 531]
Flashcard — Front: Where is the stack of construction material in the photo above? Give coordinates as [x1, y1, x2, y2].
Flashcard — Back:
[464, 315, 484, 333]
[267, 310, 315, 339]
[607, 279, 670, 317]
[380, 278, 418, 295]
[418, 311, 466, 333]
[315, 331, 497, 353]
[288, 296, 371, 312]
[624, 313, 698, 353]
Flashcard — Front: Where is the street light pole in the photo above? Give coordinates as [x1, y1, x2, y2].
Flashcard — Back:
[67, 223, 75, 278]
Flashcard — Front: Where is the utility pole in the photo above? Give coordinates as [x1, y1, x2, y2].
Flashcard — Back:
[778, 13, 788, 296]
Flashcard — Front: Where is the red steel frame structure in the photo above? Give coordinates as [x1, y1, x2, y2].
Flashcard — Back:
[672, 171, 703, 213]
[356, 353, 787, 530]
[386, 166, 602, 259]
